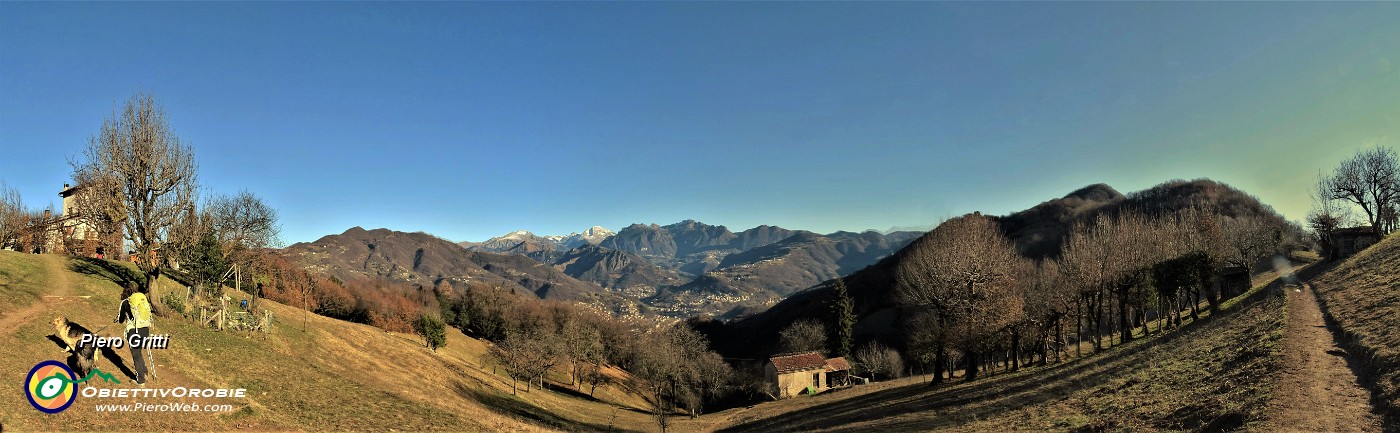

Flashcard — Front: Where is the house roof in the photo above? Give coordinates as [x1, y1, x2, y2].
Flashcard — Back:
[1335, 226, 1378, 237]
[769, 351, 827, 374]
[825, 357, 851, 372]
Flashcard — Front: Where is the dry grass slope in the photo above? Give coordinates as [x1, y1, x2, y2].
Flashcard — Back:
[714, 278, 1286, 432]
[0, 251, 665, 432]
[1311, 233, 1400, 428]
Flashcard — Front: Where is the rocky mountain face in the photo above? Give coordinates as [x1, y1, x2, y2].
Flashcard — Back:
[551, 244, 687, 299]
[599, 224, 678, 260]
[644, 229, 920, 318]
[460, 226, 617, 254]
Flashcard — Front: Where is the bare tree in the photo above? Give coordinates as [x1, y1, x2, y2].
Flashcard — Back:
[778, 318, 827, 354]
[0, 181, 27, 250]
[1327, 146, 1400, 236]
[1221, 215, 1282, 275]
[1059, 217, 1115, 352]
[853, 341, 903, 381]
[70, 93, 198, 311]
[896, 213, 1025, 381]
[1025, 259, 1075, 364]
[207, 190, 280, 263]
[1309, 172, 1352, 259]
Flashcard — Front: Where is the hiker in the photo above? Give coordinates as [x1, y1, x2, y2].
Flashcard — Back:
[115, 283, 153, 385]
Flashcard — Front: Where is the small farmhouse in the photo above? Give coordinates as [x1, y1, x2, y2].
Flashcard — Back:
[1331, 226, 1380, 259]
[765, 351, 852, 399]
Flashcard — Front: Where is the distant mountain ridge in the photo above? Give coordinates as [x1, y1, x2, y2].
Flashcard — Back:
[287, 220, 920, 320]
[460, 226, 616, 253]
[285, 227, 645, 316]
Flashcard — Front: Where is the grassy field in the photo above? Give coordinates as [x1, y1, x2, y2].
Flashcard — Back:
[2, 250, 1334, 432]
[1310, 233, 1400, 427]
[0, 250, 52, 319]
[0, 251, 669, 432]
[705, 274, 1287, 432]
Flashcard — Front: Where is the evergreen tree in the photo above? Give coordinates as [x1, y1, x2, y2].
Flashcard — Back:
[185, 228, 227, 293]
[416, 312, 447, 352]
[830, 277, 855, 358]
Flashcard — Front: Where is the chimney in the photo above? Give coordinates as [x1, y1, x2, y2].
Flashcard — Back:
[43, 209, 51, 219]
[64, 183, 70, 189]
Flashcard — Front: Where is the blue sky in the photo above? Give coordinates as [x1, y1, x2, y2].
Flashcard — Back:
[2, 2, 1397, 245]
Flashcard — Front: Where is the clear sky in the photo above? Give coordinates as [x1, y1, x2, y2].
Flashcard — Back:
[2, 2, 1397, 245]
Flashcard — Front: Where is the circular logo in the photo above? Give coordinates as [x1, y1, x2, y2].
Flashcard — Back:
[25, 360, 77, 413]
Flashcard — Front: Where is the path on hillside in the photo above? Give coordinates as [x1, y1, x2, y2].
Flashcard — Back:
[0, 254, 78, 334]
[1265, 283, 1383, 432]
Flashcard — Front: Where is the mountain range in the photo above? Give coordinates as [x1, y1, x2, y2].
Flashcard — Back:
[459, 226, 616, 254]
[285, 179, 1285, 327]
[283, 227, 648, 315]
[285, 222, 919, 319]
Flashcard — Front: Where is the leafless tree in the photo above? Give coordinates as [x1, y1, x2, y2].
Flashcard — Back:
[1061, 212, 1173, 348]
[1221, 215, 1282, 275]
[1327, 146, 1400, 236]
[70, 93, 198, 311]
[493, 330, 560, 395]
[778, 318, 827, 354]
[207, 190, 280, 263]
[853, 341, 903, 381]
[0, 181, 28, 250]
[1025, 259, 1075, 364]
[896, 213, 1025, 381]
[1309, 172, 1352, 259]
[1059, 217, 1115, 353]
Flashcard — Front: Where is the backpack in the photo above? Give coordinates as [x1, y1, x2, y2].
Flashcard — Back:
[129, 293, 153, 329]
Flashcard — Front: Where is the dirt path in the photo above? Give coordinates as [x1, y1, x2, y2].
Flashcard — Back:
[1266, 283, 1383, 432]
[0, 254, 79, 334]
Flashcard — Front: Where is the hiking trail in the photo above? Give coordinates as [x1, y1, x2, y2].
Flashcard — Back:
[1265, 282, 1383, 432]
[0, 254, 77, 334]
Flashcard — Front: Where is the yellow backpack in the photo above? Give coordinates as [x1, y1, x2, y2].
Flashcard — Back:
[129, 293, 153, 329]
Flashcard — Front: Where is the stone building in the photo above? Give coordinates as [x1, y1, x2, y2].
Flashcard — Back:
[17, 183, 122, 257]
[765, 351, 852, 399]
[1330, 226, 1380, 259]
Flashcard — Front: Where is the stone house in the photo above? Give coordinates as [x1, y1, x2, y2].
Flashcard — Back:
[15, 184, 123, 257]
[1331, 226, 1380, 259]
[765, 351, 852, 399]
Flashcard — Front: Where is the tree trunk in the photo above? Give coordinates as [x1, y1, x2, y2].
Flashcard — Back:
[930, 342, 946, 385]
[964, 350, 979, 381]
[1094, 290, 1105, 352]
[1055, 315, 1064, 363]
[1209, 279, 1222, 314]
[1010, 330, 1020, 372]
[1075, 297, 1083, 357]
[143, 266, 165, 315]
[1117, 286, 1133, 343]
[1190, 289, 1200, 321]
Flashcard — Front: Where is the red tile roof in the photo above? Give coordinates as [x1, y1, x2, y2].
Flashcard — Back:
[825, 357, 851, 372]
[769, 351, 827, 374]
